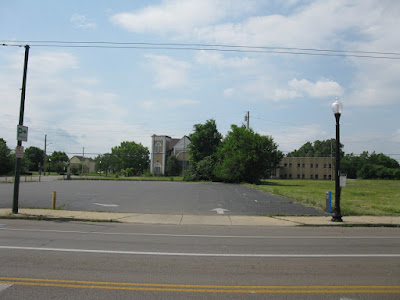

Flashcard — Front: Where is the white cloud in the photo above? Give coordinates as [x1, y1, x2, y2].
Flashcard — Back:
[0, 50, 126, 154]
[224, 88, 235, 97]
[195, 50, 256, 70]
[263, 124, 329, 152]
[288, 78, 343, 98]
[140, 98, 199, 110]
[144, 54, 191, 89]
[70, 13, 97, 29]
[110, 0, 251, 34]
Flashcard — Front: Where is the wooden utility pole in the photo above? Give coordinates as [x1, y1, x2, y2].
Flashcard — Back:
[245, 111, 250, 130]
[12, 45, 30, 214]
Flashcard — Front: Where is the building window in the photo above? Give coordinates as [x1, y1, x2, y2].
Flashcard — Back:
[315, 164, 319, 168]
[311, 164, 313, 168]
[302, 163, 305, 168]
[329, 164, 332, 168]
[302, 174, 305, 179]
[289, 174, 292, 179]
[297, 163, 300, 168]
[297, 174, 300, 179]
[310, 174, 314, 179]
[329, 175, 332, 180]
[324, 175, 327, 180]
[284, 163, 288, 167]
[155, 142, 162, 153]
[289, 163, 292, 168]
[315, 174, 319, 179]
[324, 164, 327, 168]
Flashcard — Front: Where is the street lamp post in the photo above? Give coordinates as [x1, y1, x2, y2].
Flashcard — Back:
[332, 98, 343, 222]
[100, 160, 102, 176]
[48, 158, 51, 176]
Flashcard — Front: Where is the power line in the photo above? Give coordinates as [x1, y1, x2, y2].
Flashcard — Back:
[2, 40, 400, 60]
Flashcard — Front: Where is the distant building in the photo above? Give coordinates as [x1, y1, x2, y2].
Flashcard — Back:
[277, 157, 335, 180]
[69, 156, 96, 173]
[150, 135, 190, 175]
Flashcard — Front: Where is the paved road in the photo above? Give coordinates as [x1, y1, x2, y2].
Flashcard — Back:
[0, 181, 325, 216]
[0, 220, 399, 299]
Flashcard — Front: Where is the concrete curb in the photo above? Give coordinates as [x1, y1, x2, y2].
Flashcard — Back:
[0, 209, 399, 227]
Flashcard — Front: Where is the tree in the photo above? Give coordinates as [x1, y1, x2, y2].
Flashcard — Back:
[214, 125, 283, 183]
[287, 139, 343, 158]
[25, 146, 44, 171]
[0, 138, 14, 175]
[189, 119, 222, 164]
[165, 155, 180, 176]
[111, 141, 150, 175]
[50, 151, 69, 163]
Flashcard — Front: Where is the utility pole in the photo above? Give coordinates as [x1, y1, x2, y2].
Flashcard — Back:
[43, 135, 47, 176]
[81, 147, 84, 174]
[244, 111, 250, 130]
[12, 45, 30, 214]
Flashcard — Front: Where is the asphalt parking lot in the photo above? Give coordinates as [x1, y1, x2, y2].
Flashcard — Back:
[0, 180, 325, 216]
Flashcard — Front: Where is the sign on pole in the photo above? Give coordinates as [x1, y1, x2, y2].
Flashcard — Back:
[340, 174, 347, 187]
[17, 125, 28, 142]
[16, 146, 24, 158]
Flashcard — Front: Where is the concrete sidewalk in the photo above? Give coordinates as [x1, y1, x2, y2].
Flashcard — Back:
[0, 208, 399, 226]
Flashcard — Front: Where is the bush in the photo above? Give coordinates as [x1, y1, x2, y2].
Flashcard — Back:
[183, 165, 198, 181]
[196, 156, 216, 181]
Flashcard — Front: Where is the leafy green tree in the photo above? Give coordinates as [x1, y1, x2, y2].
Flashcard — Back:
[111, 141, 149, 175]
[25, 146, 44, 171]
[165, 155, 180, 176]
[214, 125, 283, 183]
[50, 151, 69, 163]
[287, 139, 343, 158]
[189, 119, 222, 164]
[0, 138, 14, 175]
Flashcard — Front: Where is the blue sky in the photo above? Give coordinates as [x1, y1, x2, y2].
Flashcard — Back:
[1, 0, 399, 161]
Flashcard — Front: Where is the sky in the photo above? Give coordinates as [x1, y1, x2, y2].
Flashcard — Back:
[1, 0, 399, 162]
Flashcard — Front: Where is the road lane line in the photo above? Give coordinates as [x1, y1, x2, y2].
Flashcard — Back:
[1, 277, 399, 290]
[1, 228, 399, 239]
[0, 246, 399, 257]
[0, 279, 398, 294]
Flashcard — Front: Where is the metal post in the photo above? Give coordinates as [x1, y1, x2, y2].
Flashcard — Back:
[332, 113, 343, 222]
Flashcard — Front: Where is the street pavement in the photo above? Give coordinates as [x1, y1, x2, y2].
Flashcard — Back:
[0, 180, 325, 216]
[0, 220, 399, 299]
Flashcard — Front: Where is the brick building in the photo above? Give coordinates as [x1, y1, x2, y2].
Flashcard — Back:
[277, 157, 335, 180]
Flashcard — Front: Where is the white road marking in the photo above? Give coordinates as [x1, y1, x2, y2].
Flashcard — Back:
[0, 228, 399, 239]
[93, 203, 119, 207]
[0, 246, 399, 258]
[0, 284, 12, 293]
[210, 208, 229, 215]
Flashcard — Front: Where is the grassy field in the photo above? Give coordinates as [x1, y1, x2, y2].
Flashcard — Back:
[250, 179, 400, 216]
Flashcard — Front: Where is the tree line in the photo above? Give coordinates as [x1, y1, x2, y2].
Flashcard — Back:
[94, 141, 150, 176]
[0, 138, 69, 175]
[287, 139, 400, 179]
[180, 119, 283, 183]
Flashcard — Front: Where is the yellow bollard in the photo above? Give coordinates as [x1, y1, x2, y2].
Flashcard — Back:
[52, 191, 56, 209]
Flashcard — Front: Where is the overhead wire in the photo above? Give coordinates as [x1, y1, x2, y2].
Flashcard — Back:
[2, 40, 400, 59]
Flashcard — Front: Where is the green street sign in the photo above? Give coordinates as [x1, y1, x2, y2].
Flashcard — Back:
[17, 125, 28, 142]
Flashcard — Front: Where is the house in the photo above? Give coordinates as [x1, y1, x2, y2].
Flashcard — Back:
[69, 156, 96, 174]
[276, 157, 335, 180]
[150, 135, 191, 175]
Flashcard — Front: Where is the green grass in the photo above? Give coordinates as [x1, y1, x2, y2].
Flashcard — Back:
[249, 179, 400, 216]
